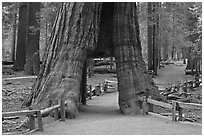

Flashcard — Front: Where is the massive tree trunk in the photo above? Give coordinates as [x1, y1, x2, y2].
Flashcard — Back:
[13, 3, 28, 71]
[23, 2, 161, 118]
[113, 3, 160, 115]
[24, 2, 41, 75]
[23, 3, 101, 118]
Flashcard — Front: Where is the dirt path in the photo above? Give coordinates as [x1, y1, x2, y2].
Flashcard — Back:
[30, 91, 201, 135]
[153, 61, 194, 89]
[29, 61, 201, 135]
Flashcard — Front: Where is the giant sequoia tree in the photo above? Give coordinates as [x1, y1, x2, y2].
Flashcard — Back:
[23, 2, 160, 118]
[113, 3, 159, 114]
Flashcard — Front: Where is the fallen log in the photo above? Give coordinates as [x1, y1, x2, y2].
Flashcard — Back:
[2, 116, 19, 121]
[94, 60, 111, 66]
[2, 61, 14, 65]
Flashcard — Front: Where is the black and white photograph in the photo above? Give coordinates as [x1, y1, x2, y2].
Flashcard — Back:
[2, 1, 202, 135]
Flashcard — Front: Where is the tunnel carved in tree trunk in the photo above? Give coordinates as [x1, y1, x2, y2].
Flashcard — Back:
[23, 2, 161, 118]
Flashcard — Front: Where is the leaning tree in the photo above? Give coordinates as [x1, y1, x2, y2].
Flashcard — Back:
[23, 2, 161, 118]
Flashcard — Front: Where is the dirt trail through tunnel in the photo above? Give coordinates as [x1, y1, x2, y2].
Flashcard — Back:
[30, 91, 201, 135]
[30, 61, 201, 135]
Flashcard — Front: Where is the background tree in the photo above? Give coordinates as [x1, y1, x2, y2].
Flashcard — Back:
[146, 2, 160, 75]
[13, 2, 28, 71]
[24, 2, 41, 75]
[2, 2, 60, 69]
[138, 2, 201, 63]
[147, 2, 153, 71]
[11, 13, 17, 61]
[2, 2, 18, 62]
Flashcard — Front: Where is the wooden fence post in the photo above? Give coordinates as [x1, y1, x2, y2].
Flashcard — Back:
[36, 110, 43, 131]
[89, 85, 92, 99]
[28, 107, 35, 130]
[60, 99, 65, 121]
[29, 114, 35, 130]
[54, 100, 59, 121]
[104, 81, 108, 93]
[148, 103, 153, 112]
[142, 96, 147, 115]
[99, 83, 102, 94]
[148, 96, 153, 112]
[81, 60, 87, 105]
[172, 101, 176, 121]
[178, 106, 183, 121]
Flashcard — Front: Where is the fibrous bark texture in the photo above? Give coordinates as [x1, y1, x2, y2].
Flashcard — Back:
[113, 2, 160, 115]
[23, 2, 162, 118]
[23, 3, 101, 118]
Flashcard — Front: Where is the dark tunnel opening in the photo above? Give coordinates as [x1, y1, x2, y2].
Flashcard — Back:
[90, 2, 114, 58]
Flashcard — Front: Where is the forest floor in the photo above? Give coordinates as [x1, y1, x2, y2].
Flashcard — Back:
[2, 61, 202, 134]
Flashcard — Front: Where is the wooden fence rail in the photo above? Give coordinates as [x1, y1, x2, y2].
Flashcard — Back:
[140, 96, 202, 121]
[2, 99, 66, 132]
[87, 80, 117, 100]
[104, 79, 118, 93]
[3, 93, 201, 133]
[174, 101, 202, 121]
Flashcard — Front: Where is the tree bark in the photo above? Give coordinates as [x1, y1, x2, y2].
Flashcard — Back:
[152, 2, 158, 75]
[157, 3, 161, 68]
[113, 3, 160, 115]
[12, 13, 17, 62]
[13, 3, 28, 71]
[45, 19, 48, 46]
[147, 2, 153, 70]
[24, 2, 41, 75]
[23, 3, 101, 118]
[23, 2, 162, 118]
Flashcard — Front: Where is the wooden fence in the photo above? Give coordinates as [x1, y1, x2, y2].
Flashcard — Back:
[2, 89, 201, 133]
[2, 99, 67, 132]
[3, 80, 118, 133]
[140, 96, 202, 121]
[104, 79, 118, 93]
[88, 79, 117, 99]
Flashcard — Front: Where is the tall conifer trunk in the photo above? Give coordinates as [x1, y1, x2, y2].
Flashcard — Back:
[24, 2, 41, 75]
[113, 3, 159, 114]
[13, 3, 28, 71]
[147, 2, 153, 70]
[12, 13, 17, 62]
